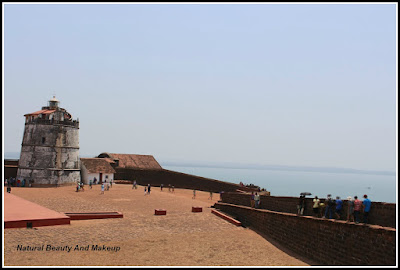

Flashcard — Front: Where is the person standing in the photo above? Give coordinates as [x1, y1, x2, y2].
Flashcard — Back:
[298, 195, 306, 215]
[346, 196, 354, 223]
[192, 189, 196, 199]
[147, 184, 151, 195]
[100, 183, 105, 194]
[132, 180, 137, 189]
[144, 187, 147, 195]
[334, 196, 343, 219]
[160, 184, 164, 191]
[208, 191, 213, 200]
[250, 192, 255, 208]
[7, 179, 11, 193]
[353, 196, 362, 224]
[319, 201, 325, 218]
[301, 195, 307, 215]
[313, 196, 320, 217]
[89, 179, 93, 189]
[172, 186, 175, 193]
[362, 194, 372, 224]
[254, 192, 260, 209]
[325, 194, 334, 219]
[297, 195, 302, 215]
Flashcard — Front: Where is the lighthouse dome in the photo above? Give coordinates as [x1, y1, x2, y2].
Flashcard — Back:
[48, 96, 60, 108]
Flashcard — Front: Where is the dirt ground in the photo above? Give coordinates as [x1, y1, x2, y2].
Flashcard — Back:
[4, 184, 312, 266]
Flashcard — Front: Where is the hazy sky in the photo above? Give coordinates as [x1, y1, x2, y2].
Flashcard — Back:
[3, 3, 397, 172]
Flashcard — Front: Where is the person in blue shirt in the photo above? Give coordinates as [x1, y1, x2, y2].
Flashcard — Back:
[334, 196, 343, 219]
[362, 194, 372, 224]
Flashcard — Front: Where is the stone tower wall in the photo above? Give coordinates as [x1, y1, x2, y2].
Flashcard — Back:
[17, 121, 80, 186]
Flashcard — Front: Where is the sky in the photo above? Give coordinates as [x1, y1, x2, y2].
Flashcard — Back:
[3, 3, 398, 172]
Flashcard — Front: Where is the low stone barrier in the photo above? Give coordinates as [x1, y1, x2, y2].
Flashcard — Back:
[63, 212, 123, 220]
[215, 202, 396, 266]
[211, 209, 242, 226]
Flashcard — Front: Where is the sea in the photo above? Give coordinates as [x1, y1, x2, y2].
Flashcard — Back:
[163, 165, 397, 203]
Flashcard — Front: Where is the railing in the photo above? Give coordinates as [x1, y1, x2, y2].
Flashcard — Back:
[26, 118, 79, 127]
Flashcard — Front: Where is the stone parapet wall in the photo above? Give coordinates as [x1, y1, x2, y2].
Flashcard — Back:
[114, 168, 257, 193]
[221, 192, 396, 228]
[215, 202, 396, 266]
[25, 118, 79, 128]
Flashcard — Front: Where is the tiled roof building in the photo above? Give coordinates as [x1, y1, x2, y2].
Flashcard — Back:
[80, 158, 116, 174]
[97, 153, 162, 170]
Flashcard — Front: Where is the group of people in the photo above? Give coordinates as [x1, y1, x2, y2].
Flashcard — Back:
[100, 179, 112, 194]
[193, 189, 214, 200]
[308, 194, 372, 224]
[131, 181, 178, 194]
[144, 184, 151, 195]
[5, 177, 33, 189]
[240, 182, 262, 191]
[76, 182, 85, 192]
[250, 192, 261, 208]
[74, 178, 113, 195]
[133, 182, 214, 200]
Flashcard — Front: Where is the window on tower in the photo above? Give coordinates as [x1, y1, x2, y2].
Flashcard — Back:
[42, 137, 46, 144]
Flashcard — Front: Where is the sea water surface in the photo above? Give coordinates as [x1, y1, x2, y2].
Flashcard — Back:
[163, 165, 397, 203]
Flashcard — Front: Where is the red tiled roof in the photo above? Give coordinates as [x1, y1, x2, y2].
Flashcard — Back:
[24, 109, 56, 116]
[103, 158, 116, 164]
[99, 153, 162, 170]
[80, 158, 116, 174]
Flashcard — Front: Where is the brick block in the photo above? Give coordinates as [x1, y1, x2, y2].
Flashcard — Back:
[155, 209, 167, 215]
[192, 206, 203, 212]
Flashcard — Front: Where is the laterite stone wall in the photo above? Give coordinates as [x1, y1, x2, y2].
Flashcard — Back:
[215, 202, 396, 266]
[221, 192, 396, 228]
[114, 168, 257, 193]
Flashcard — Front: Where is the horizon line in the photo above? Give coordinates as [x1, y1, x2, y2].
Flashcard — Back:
[159, 161, 396, 176]
[3, 151, 396, 176]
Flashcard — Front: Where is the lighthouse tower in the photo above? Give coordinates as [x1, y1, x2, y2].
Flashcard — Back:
[17, 96, 81, 186]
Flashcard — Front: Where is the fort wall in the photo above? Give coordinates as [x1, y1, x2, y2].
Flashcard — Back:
[220, 192, 396, 228]
[114, 168, 257, 193]
[215, 202, 396, 266]
[4, 160, 19, 179]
